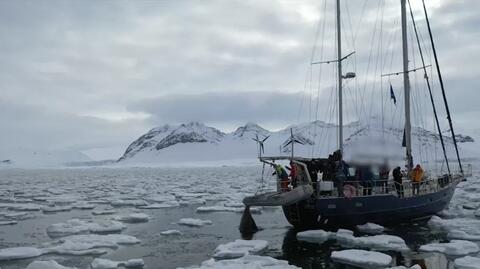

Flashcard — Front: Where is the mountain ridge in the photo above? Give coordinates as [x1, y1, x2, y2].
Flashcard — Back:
[118, 120, 477, 165]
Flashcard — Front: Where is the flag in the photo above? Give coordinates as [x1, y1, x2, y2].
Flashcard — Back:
[390, 84, 396, 105]
[402, 129, 406, 147]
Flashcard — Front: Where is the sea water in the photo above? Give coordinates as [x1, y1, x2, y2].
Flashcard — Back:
[0, 164, 478, 269]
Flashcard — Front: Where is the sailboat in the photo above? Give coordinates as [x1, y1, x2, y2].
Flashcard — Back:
[240, 0, 471, 232]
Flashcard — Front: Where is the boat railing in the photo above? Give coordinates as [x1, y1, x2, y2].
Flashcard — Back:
[312, 174, 461, 199]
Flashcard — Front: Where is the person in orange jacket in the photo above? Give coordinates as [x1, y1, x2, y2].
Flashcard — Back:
[411, 164, 424, 195]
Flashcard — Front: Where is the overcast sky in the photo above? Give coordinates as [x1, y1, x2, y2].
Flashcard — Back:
[1, 0, 478, 160]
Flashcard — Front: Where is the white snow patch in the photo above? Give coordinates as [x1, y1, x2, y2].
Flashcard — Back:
[331, 249, 392, 268]
[213, 240, 268, 259]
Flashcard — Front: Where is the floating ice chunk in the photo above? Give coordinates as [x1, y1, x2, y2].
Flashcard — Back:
[385, 265, 421, 269]
[25, 260, 75, 269]
[296, 230, 333, 243]
[42, 206, 73, 213]
[111, 200, 147, 207]
[296, 229, 408, 251]
[91, 258, 144, 269]
[2, 211, 35, 220]
[331, 249, 392, 268]
[179, 198, 206, 206]
[0, 220, 17, 225]
[178, 218, 212, 227]
[92, 209, 117, 215]
[448, 230, 480, 241]
[356, 223, 385, 235]
[125, 259, 145, 268]
[213, 240, 268, 259]
[8, 203, 42, 211]
[196, 206, 261, 214]
[138, 202, 179, 209]
[89, 220, 126, 233]
[419, 240, 479, 256]
[0, 247, 44, 261]
[46, 219, 125, 237]
[146, 194, 176, 203]
[223, 202, 244, 208]
[454, 256, 480, 269]
[72, 202, 96, 210]
[160, 230, 182, 236]
[47, 234, 140, 256]
[353, 234, 409, 252]
[91, 258, 119, 269]
[429, 216, 480, 239]
[197, 206, 242, 213]
[178, 255, 300, 269]
[114, 213, 150, 223]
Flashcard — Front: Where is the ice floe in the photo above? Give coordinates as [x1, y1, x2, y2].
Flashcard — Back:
[91, 258, 145, 269]
[92, 209, 117, 215]
[114, 213, 150, 223]
[177, 255, 300, 269]
[385, 265, 421, 269]
[296, 230, 333, 244]
[177, 218, 213, 227]
[356, 223, 385, 235]
[196, 206, 261, 214]
[160, 230, 182, 236]
[419, 240, 479, 256]
[42, 205, 73, 213]
[454, 256, 480, 269]
[296, 229, 408, 251]
[46, 219, 125, 237]
[213, 240, 268, 259]
[331, 249, 392, 268]
[0, 247, 44, 261]
[428, 216, 480, 240]
[25, 260, 75, 269]
[138, 201, 180, 209]
[0, 220, 17, 225]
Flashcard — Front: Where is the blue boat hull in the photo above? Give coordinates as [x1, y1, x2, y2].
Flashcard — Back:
[282, 183, 457, 229]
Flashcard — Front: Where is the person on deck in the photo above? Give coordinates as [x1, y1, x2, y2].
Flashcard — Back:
[411, 164, 424, 195]
[393, 166, 404, 198]
[273, 164, 289, 192]
[286, 161, 298, 188]
[379, 160, 390, 193]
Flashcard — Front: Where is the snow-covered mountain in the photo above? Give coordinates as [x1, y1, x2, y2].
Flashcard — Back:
[118, 120, 478, 167]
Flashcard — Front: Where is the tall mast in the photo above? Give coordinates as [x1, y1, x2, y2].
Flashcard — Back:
[401, 0, 413, 171]
[336, 0, 343, 155]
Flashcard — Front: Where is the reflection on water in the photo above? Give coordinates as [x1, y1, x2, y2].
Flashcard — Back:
[276, 220, 455, 269]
